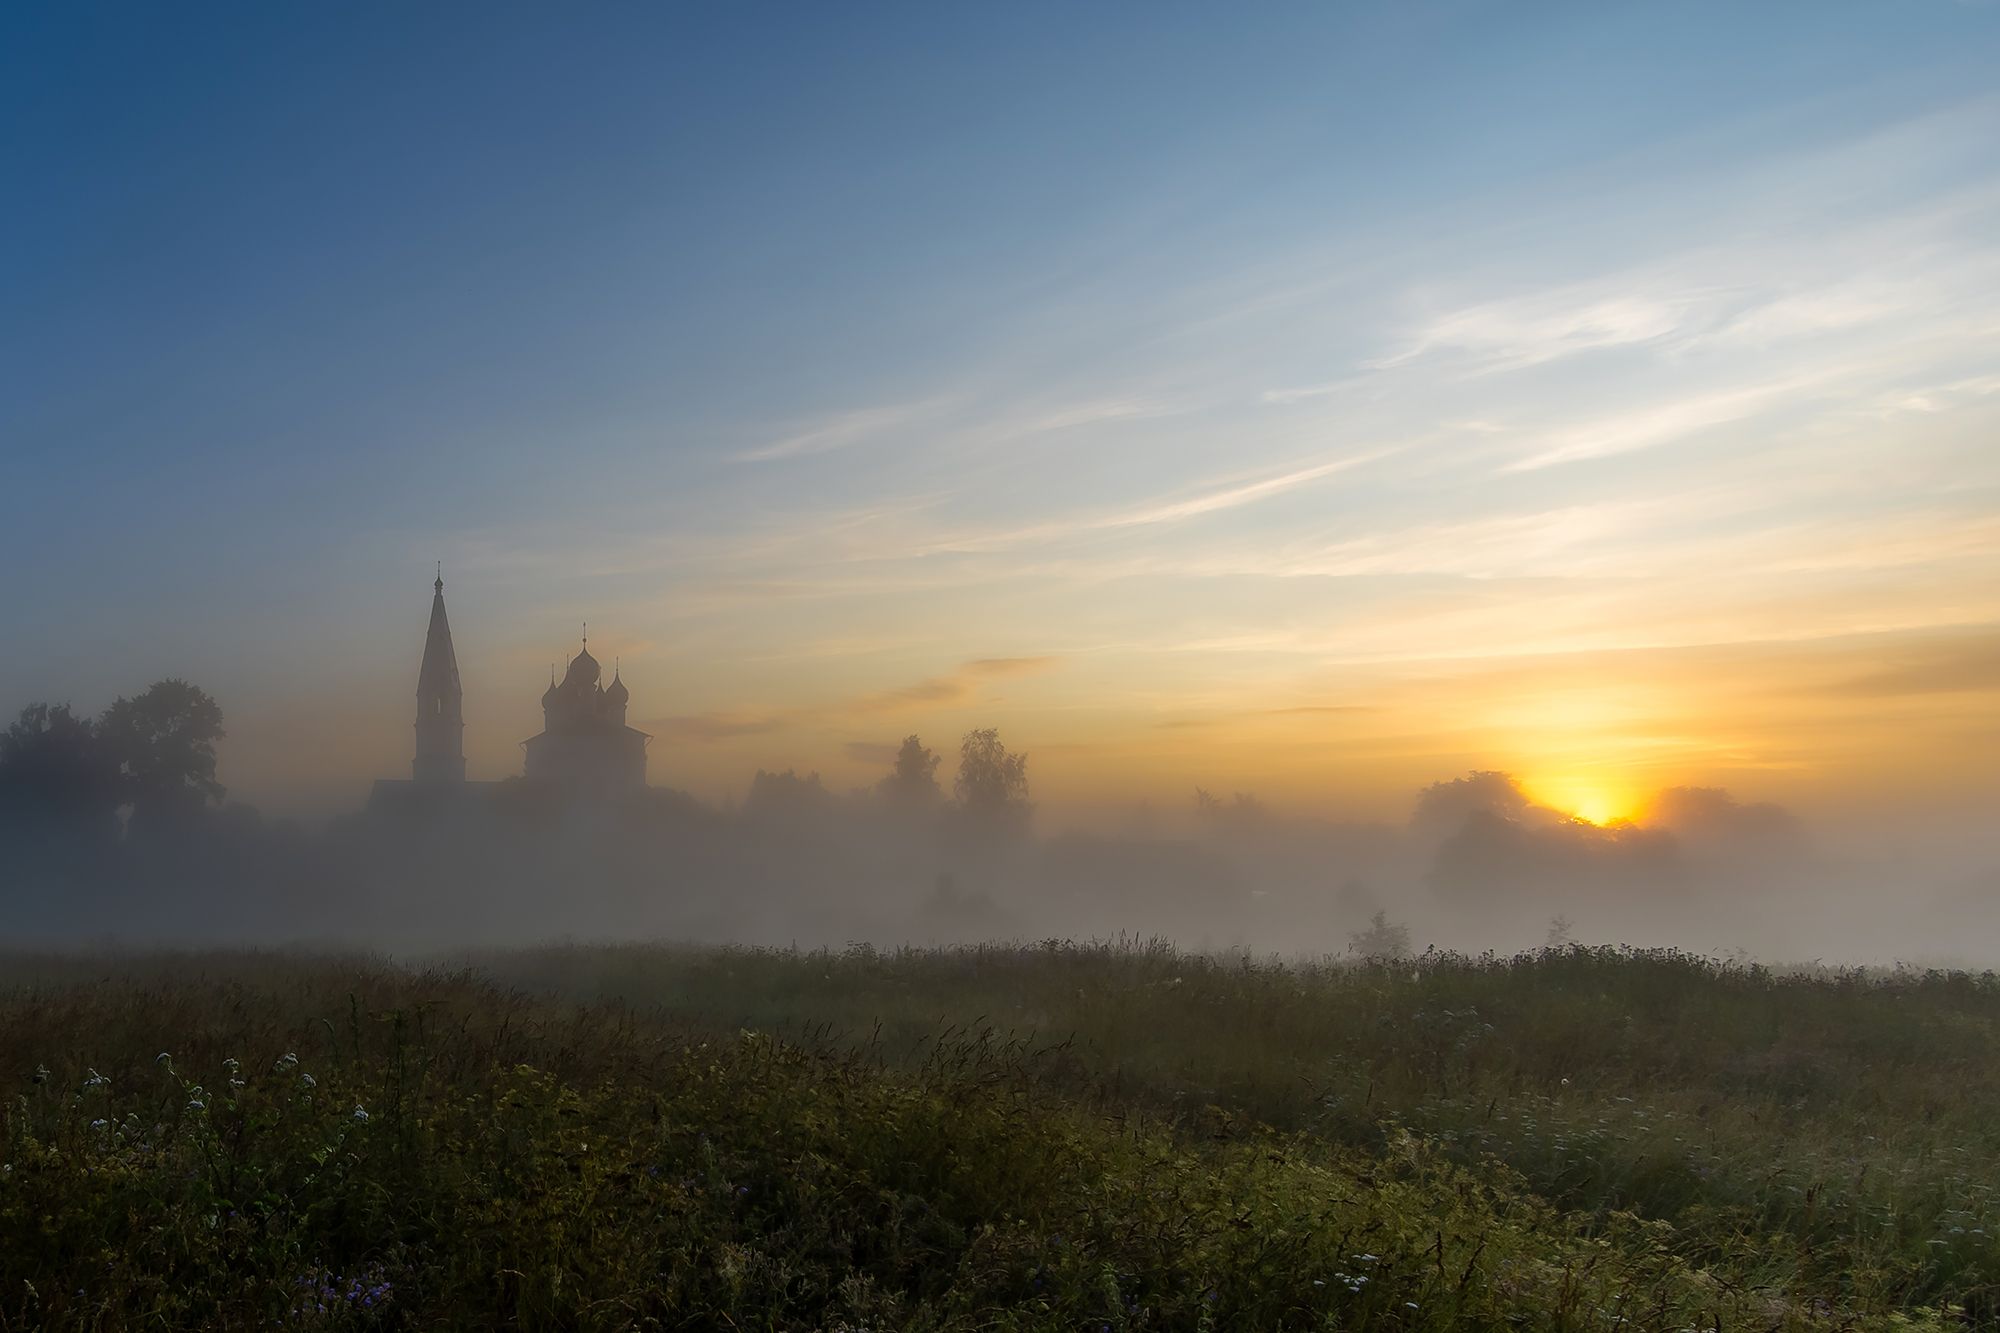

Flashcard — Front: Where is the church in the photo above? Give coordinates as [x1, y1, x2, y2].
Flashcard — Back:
[369, 572, 649, 808]
[522, 638, 648, 793]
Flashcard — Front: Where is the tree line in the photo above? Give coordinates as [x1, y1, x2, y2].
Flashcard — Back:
[0, 680, 225, 839]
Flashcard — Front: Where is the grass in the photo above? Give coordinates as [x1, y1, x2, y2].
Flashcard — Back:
[0, 941, 1993, 1329]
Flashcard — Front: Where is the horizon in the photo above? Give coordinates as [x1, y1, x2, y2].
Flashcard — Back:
[6, 4, 2000, 836]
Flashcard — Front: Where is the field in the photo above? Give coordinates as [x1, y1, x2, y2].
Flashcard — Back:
[2, 941, 1996, 1330]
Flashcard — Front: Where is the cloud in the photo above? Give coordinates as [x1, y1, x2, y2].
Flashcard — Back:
[914, 448, 1395, 555]
[1829, 633, 2000, 697]
[1261, 377, 1362, 406]
[1500, 374, 1828, 473]
[1373, 289, 1704, 372]
[1018, 398, 1184, 434]
[734, 401, 942, 463]
[646, 712, 794, 743]
[852, 656, 1060, 713]
[964, 656, 1059, 677]
[1262, 704, 1380, 717]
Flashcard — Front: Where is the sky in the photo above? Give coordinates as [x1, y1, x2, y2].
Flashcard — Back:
[4, 2, 1999, 826]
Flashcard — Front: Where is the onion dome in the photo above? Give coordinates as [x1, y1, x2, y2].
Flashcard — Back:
[605, 667, 628, 706]
[542, 665, 558, 708]
[562, 646, 600, 688]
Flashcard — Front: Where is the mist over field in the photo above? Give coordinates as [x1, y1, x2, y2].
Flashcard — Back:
[5, 689, 1997, 965]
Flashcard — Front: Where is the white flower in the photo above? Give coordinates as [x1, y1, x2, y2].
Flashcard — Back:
[300, 1073, 316, 1089]
[223, 1058, 240, 1074]
[156, 1052, 172, 1065]
[90, 1118, 109, 1130]
[275, 1052, 298, 1071]
[352, 1105, 370, 1123]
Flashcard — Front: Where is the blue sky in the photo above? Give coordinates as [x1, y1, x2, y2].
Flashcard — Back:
[5, 3, 1999, 818]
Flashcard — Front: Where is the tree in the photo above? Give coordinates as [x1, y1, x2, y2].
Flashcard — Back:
[0, 702, 122, 835]
[97, 679, 225, 827]
[1194, 787, 1266, 835]
[1544, 915, 1575, 950]
[1411, 771, 1530, 839]
[954, 728, 1030, 832]
[743, 768, 830, 822]
[877, 735, 942, 810]
[1348, 909, 1413, 961]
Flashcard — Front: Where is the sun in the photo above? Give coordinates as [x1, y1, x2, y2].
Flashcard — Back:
[1523, 775, 1647, 827]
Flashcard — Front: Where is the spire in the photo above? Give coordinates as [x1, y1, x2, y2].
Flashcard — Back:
[413, 571, 466, 783]
[417, 578, 461, 703]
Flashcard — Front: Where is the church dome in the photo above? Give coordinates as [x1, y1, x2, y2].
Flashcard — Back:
[604, 670, 628, 706]
[563, 647, 601, 688]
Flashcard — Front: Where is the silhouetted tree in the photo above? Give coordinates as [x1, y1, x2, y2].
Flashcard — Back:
[0, 702, 122, 838]
[1194, 787, 1266, 835]
[1545, 914, 1575, 949]
[98, 679, 225, 829]
[954, 728, 1030, 833]
[878, 735, 942, 810]
[743, 768, 831, 822]
[1411, 771, 1530, 840]
[1349, 909, 1413, 961]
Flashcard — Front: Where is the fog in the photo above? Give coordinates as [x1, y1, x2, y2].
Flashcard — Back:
[5, 692, 1997, 966]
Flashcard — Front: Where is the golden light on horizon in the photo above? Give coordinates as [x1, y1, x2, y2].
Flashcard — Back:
[1521, 774, 1649, 827]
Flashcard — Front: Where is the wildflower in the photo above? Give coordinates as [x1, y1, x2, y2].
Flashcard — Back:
[275, 1052, 298, 1071]
[83, 1068, 109, 1090]
[222, 1058, 240, 1074]
[90, 1118, 109, 1130]
[187, 1099, 205, 1112]
[156, 1052, 172, 1066]
[300, 1072, 316, 1089]
[352, 1105, 369, 1123]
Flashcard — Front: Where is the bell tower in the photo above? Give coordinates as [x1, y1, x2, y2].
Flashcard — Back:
[412, 566, 466, 783]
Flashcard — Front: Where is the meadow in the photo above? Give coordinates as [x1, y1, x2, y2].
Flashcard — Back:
[2, 940, 1995, 1329]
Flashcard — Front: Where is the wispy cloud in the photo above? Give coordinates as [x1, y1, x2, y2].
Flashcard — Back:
[914, 448, 1396, 555]
[1372, 290, 1703, 372]
[853, 656, 1060, 713]
[1830, 632, 2000, 697]
[1500, 374, 1826, 473]
[734, 400, 943, 463]
[644, 711, 796, 743]
[1018, 397, 1185, 434]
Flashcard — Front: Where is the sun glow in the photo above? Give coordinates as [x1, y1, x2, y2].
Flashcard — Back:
[1523, 775, 1648, 827]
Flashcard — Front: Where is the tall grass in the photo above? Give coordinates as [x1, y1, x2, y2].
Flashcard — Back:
[0, 942, 1991, 1328]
